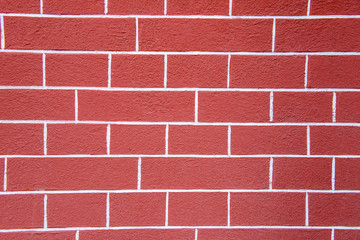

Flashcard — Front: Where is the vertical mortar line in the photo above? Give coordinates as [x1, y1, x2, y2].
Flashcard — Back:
[3, 158, 7, 191]
[42, 53, 46, 87]
[227, 125, 231, 156]
[44, 123, 47, 155]
[1, 15, 5, 49]
[269, 91, 274, 122]
[307, 125, 310, 156]
[332, 92, 336, 123]
[331, 229, 334, 240]
[165, 192, 169, 226]
[164, 54, 168, 88]
[40, 0, 43, 14]
[165, 124, 169, 155]
[108, 54, 112, 88]
[227, 54, 231, 88]
[195, 91, 198, 122]
[269, 157, 273, 190]
[305, 192, 309, 226]
[332, 157, 336, 191]
[44, 195, 47, 229]
[304, 55, 309, 88]
[137, 157, 142, 190]
[195, 229, 198, 240]
[75, 90, 78, 122]
[107, 124, 111, 155]
[229, 0, 233, 16]
[227, 192, 230, 226]
[75, 231, 79, 240]
[106, 192, 110, 228]
[307, 0, 311, 16]
[164, 0, 167, 15]
[272, 18, 276, 52]
[104, 0, 108, 14]
[135, 18, 139, 51]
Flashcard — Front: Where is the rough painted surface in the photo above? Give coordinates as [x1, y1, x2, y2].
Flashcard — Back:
[0, 1, 359, 239]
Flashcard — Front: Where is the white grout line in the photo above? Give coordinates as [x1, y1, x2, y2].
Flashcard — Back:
[195, 91, 198, 122]
[165, 125, 169, 155]
[42, 53, 46, 86]
[270, 91, 274, 122]
[229, 0, 233, 16]
[107, 124, 110, 155]
[164, 55, 167, 88]
[137, 157, 141, 190]
[40, 0, 43, 14]
[307, 0, 311, 16]
[164, 0, 167, 15]
[1, 15, 4, 49]
[75, 230, 79, 240]
[332, 157, 336, 191]
[195, 229, 198, 240]
[304, 55, 309, 88]
[227, 192, 230, 226]
[104, 0, 108, 14]
[108, 54, 112, 88]
[227, 125, 231, 156]
[44, 195, 47, 228]
[269, 157, 273, 189]
[272, 18, 276, 52]
[165, 192, 169, 226]
[43, 123, 47, 155]
[3, 158, 7, 191]
[135, 18, 139, 51]
[305, 192, 309, 226]
[307, 126, 310, 155]
[331, 228, 334, 240]
[332, 92, 336, 122]
[75, 90, 78, 122]
[106, 192, 110, 228]
[227, 54, 231, 88]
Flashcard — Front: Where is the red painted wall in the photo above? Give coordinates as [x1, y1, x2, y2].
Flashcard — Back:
[0, 0, 359, 239]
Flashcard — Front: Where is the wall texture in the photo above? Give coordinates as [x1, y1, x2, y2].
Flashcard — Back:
[0, 0, 359, 239]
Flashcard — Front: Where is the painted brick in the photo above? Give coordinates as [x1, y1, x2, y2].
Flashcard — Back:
[47, 194, 106, 228]
[231, 192, 305, 225]
[7, 158, 137, 191]
[230, 56, 305, 88]
[275, 19, 360, 52]
[0, 195, 43, 229]
[168, 125, 228, 155]
[167, 0, 229, 15]
[110, 193, 166, 226]
[78, 91, 194, 122]
[199, 92, 269, 122]
[273, 92, 333, 122]
[0, 0, 39, 13]
[110, 125, 165, 154]
[336, 92, 360, 122]
[0, 90, 74, 120]
[272, 158, 332, 190]
[46, 54, 108, 87]
[47, 124, 107, 155]
[80, 229, 195, 240]
[111, 55, 164, 88]
[198, 229, 331, 240]
[142, 157, 269, 189]
[5, 17, 136, 51]
[0, 159, 3, 191]
[231, 126, 307, 155]
[311, 0, 360, 15]
[0, 124, 43, 155]
[0, 232, 76, 240]
[139, 19, 273, 52]
[168, 192, 227, 226]
[43, 0, 104, 14]
[310, 126, 360, 155]
[167, 55, 228, 88]
[0, 53, 42, 86]
[232, 0, 308, 16]
[308, 56, 360, 89]
[108, 0, 164, 15]
[336, 158, 360, 190]
[309, 193, 360, 226]
[335, 230, 360, 240]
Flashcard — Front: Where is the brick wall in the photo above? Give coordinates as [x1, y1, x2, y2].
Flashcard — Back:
[0, 0, 359, 239]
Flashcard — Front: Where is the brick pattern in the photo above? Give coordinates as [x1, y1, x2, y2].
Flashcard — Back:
[0, 0, 359, 239]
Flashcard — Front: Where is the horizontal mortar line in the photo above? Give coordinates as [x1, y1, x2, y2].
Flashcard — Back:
[1, 86, 360, 92]
[2, 49, 360, 55]
[0, 226, 358, 233]
[1, 13, 360, 19]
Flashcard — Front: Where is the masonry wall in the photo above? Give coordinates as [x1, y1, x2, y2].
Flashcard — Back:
[0, 0, 359, 239]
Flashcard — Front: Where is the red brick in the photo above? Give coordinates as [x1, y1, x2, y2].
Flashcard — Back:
[80, 229, 195, 240]
[47, 194, 106, 228]
[108, 0, 163, 15]
[111, 55, 164, 88]
[142, 157, 269, 189]
[110, 125, 165, 154]
[232, 0, 308, 16]
[167, 55, 228, 88]
[199, 92, 269, 122]
[310, 126, 360, 155]
[167, 0, 229, 15]
[43, 0, 104, 14]
[231, 126, 307, 155]
[308, 56, 360, 89]
[337, 92, 360, 122]
[139, 19, 272, 52]
[0, 159, 3, 191]
[0, 195, 43, 229]
[0, 232, 76, 240]
[0, 53, 42, 86]
[311, 0, 360, 15]
[273, 158, 332, 190]
[309, 193, 360, 226]
[0, 90, 74, 120]
[46, 54, 108, 87]
[47, 124, 107, 155]
[78, 91, 194, 122]
[0, 0, 39, 13]
[7, 158, 137, 191]
[336, 158, 360, 190]
[110, 193, 166, 226]
[276, 19, 360, 52]
[5, 17, 135, 51]
[230, 56, 305, 88]
[168, 192, 227, 226]
[198, 229, 331, 240]
[273, 92, 333, 122]
[0, 124, 43, 155]
[335, 230, 360, 240]
[168, 125, 227, 155]
[231, 192, 305, 226]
